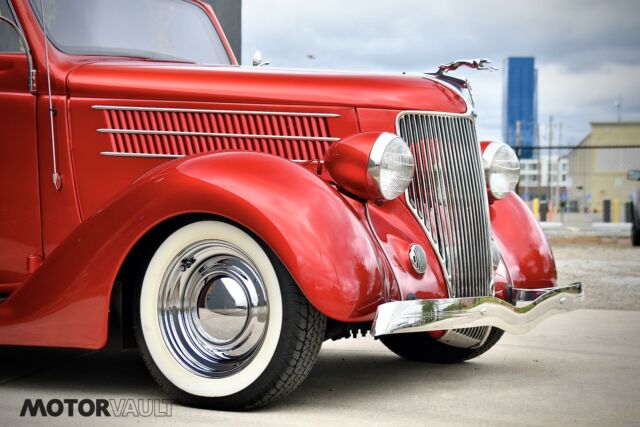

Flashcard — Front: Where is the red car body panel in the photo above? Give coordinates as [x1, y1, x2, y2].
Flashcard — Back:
[66, 62, 468, 113]
[67, 97, 360, 220]
[0, 0, 556, 349]
[367, 200, 449, 301]
[0, 153, 390, 348]
[0, 55, 40, 285]
[490, 193, 557, 289]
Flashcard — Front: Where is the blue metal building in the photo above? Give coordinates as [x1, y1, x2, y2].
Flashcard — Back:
[502, 57, 538, 159]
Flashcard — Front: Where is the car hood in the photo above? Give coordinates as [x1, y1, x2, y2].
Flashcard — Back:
[67, 61, 468, 113]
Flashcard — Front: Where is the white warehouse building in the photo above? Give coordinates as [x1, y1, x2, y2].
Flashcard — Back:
[517, 156, 571, 202]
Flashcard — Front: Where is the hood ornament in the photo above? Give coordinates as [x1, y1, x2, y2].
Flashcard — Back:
[423, 58, 498, 116]
[434, 58, 497, 76]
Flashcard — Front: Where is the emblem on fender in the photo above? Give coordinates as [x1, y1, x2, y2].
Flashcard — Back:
[409, 244, 428, 275]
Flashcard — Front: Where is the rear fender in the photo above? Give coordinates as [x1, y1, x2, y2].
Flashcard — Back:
[0, 153, 385, 348]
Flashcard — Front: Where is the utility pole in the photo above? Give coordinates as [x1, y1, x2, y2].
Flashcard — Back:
[547, 115, 553, 202]
[516, 120, 522, 157]
[536, 122, 541, 192]
[614, 95, 622, 123]
[554, 122, 562, 217]
[515, 120, 522, 195]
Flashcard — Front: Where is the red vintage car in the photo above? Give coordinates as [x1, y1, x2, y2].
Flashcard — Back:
[0, 0, 583, 410]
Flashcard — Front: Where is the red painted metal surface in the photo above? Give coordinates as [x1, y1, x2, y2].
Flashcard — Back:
[0, 153, 386, 348]
[478, 140, 556, 287]
[366, 199, 449, 301]
[490, 193, 557, 288]
[66, 63, 468, 113]
[357, 108, 403, 133]
[0, 53, 30, 92]
[0, 54, 40, 284]
[68, 98, 359, 219]
[0, 0, 557, 350]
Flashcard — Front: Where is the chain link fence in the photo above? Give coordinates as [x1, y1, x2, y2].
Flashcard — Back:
[514, 144, 640, 225]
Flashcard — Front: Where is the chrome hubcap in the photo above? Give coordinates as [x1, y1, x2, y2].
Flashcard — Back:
[158, 240, 269, 378]
[197, 276, 249, 344]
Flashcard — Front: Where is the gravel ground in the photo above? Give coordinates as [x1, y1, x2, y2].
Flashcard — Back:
[551, 237, 640, 310]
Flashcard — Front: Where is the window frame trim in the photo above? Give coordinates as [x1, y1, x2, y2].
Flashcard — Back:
[0, 0, 36, 93]
[26, 0, 231, 66]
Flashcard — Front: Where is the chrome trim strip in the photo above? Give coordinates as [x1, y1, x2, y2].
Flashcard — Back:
[92, 105, 341, 118]
[100, 152, 325, 162]
[419, 74, 473, 116]
[101, 151, 184, 159]
[2, 2, 35, 93]
[371, 283, 584, 337]
[0, 17, 35, 93]
[97, 128, 340, 142]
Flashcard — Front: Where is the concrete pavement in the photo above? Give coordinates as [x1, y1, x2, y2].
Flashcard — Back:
[1, 309, 639, 426]
[540, 221, 632, 238]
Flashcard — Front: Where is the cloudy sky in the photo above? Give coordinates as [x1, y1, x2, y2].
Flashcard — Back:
[241, 0, 640, 148]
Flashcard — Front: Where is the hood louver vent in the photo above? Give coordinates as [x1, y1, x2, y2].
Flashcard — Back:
[94, 106, 340, 161]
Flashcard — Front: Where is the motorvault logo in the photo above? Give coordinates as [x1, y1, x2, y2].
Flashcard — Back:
[20, 398, 172, 417]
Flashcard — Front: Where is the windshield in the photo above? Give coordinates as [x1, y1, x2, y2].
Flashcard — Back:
[29, 0, 231, 65]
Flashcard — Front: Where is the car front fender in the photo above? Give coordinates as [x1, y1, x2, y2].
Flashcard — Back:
[0, 152, 385, 349]
[490, 193, 557, 289]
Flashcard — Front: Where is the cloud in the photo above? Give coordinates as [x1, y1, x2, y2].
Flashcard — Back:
[241, 0, 640, 144]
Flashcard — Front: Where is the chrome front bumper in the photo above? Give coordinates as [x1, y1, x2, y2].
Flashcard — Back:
[371, 283, 584, 337]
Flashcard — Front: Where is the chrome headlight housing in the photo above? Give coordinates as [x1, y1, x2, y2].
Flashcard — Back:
[368, 133, 415, 200]
[483, 142, 520, 199]
[324, 132, 414, 201]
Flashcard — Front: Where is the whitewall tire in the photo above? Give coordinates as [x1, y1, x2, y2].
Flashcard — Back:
[135, 220, 326, 409]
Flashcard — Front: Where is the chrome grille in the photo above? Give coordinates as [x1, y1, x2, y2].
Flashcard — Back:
[398, 112, 493, 299]
[439, 327, 491, 349]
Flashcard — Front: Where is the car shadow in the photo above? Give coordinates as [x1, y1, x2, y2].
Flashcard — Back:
[0, 340, 501, 408]
[0, 346, 160, 396]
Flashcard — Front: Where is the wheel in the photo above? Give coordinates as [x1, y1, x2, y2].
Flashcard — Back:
[380, 328, 504, 363]
[134, 220, 326, 410]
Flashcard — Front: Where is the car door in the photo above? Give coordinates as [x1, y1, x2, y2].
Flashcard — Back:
[0, 0, 42, 290]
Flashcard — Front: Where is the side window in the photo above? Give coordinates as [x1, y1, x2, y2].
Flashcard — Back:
[0, 1, 23, 53]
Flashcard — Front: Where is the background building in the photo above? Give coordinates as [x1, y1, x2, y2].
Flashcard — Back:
[518, 156, 571, 201]
[567, 122, 640, 215]
[503, 57, 538, 159]
[202, 0, 242, 61]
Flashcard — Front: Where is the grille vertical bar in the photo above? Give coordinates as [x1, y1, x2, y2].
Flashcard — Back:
[398, 112, 493, 298]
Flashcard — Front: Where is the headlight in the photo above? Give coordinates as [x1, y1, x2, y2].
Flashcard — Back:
[368, 133, 415, 200]
[324, 132, 414, 201]
[482, 142, 520, 199]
